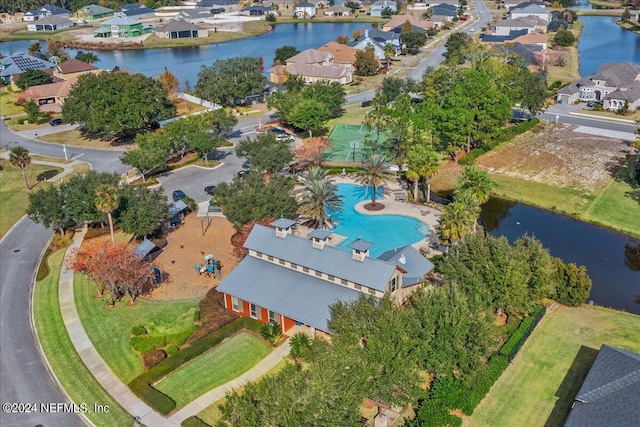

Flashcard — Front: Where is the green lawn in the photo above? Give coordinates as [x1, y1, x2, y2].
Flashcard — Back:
[584, 157, 640, 237]
[74, 274, 200, 383]
[0, 160, 63, 237]
[155, 333, 271, 408]
[33, 250, 133, 426]
[0, 90, 24, 116]
[464, 305, 640, 427]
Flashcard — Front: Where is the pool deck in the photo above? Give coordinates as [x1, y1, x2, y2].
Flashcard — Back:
[330, 177, 445, 256]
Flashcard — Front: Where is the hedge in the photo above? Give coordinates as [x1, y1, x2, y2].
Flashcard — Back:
[128, 317, 262, 414]
[500, 305, 545, 361]
[182, 416, 212, 427]
[459, 119, 540, 165]
[131, 335, 166, 354]
[406, 397, 462, 427]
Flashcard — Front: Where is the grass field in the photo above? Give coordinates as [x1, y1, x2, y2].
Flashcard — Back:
[33, 250, 133, 426]
[0, 160, 63, 237]
[195, 358, 293, 425]
[74, 275, 200, 383]
[154, 333, 271, 407]
[0, 90, 24, 116]
[39, 129, 131, 150]
[464, 305, 640, 427]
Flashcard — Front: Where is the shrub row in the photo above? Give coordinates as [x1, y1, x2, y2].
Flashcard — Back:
[406, 397, 462, 427]
[500, 305, 545, 360]
[128, 317, 262, 414]
[130, 326, 197, 354]
[182, 416, 212, 427]
[459, 119, 540, 165]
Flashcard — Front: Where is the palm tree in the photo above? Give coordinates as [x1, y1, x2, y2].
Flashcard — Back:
[9, 146, 31, 190]
[438, 191, 478, 245]
[459, 165, 496, 204]
[406, 169, 421, 202]
[355, 153, 395, 206]
[383, 42, 395, 69]
[95, 186, 120, 245]
[297, 167, 344, 229]
[406, 144, 441, 203]
[452, 187, 481, 232]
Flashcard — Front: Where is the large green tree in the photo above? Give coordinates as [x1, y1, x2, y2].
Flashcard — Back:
[75, 50, 100, 64]
[62, 171, 121, 224]
[268, 79, 345, 120]
[274, 45, 300, 65]
[15, 69, 52, 90]
[287, 99, 331, 138]
[400, 31, 428, 54]
[27, 186, 70, 235]
[62, 72, 175, 139]
[354, 49, 379, 76]
[120, 143, 167, 183]
[297, 167, 344, 229]
[116, 186, 171, 238]
[236, 132, 293, 174]
[195, 57, 267, 106]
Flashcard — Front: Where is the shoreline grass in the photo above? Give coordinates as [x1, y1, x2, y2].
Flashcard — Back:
[154, 333, 270, 407]
[464, 305, 640, 427]
[33, 250, 132, 426]
[74, 274, 200, 383]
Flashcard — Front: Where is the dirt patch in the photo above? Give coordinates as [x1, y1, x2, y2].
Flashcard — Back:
[148, 213, 239, 300]
[476, 123, 630, 192]
[364, 202, 386, 211]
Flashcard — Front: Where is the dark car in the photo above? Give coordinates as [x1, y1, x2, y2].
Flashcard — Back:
[204, 185, 216, 196]
[236, 169, 250, 178]
[172, 190, 187, 202]
[49, 118, 63, 126]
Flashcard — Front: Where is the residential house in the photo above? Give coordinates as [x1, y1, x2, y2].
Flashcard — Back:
[216, 220, 433, 336]
[19, 76, 79, 113]
[27, 16, 74, 31]
[510, 4, 550, 21]
[176, 8, 214, 24]
[382, 14, 434, 33]
[95, 16, 151, 38]
[199, 0, 239, 11]
[481, 28, 529, 43]
[494, 17, 537, 36]
[0, 52, 56, 85]
[120, 4, 156, 19]
[295, 2, 316, 18]
[501, 0, 545, 10]
[512, 31, 547, 50]
[318, 41, 358, 72]
[564, 345, 640, 427]
[547, 18, 569, 32]
[23, 5, 71, 21]
[420, 0, 460, 7]
[53, 58, 99, 79]
[242, 5, 275, 15]
[428, 3, 458, 19]
[154, 20, 208, 38]
[371, 0, 397, 16]
[324, 4, 351, 16]
[269, 48, 352, 84]
[556, 62, 640, 111]
[75, 4, 115, 21]
[496, 42, 543, 68]
[348, 28, 400, 59]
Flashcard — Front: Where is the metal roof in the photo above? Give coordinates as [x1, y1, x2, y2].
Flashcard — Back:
[101, 16, 140, 26]
[564, 345, 640, 427]
[308, 229, 333, 240]
[133, 238, 156, 258]
[216, 256, 363, 331]
[169, 200, 188, 216]
[270, 218, 296, 229]
[377, 245, 434, 287]
[245, 225, 396, 292]
[349, 238, 373, 252]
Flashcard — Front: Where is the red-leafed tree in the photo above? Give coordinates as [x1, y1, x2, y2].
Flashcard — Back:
[293, 137, 332, 167]
[69, 240, 153, 305]
[230, 220, 274, 259]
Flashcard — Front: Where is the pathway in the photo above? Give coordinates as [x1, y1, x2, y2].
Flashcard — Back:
[58, 230, 291, 426]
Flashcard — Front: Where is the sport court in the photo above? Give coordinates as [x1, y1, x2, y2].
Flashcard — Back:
[324, 124, 388, 162]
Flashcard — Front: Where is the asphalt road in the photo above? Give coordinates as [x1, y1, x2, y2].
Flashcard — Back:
[538, 111, 638, 134]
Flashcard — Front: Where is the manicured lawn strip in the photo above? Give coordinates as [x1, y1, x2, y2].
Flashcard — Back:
[74, 274, 199, 383]
[155, 333, 270, 407]
[584, 158, 640, 237]
[464, 305, 640, 427]
[39, 129, 127, 150]
[0, 90, 24, 116]
[195, 358, 293, 426]
[490, 174, 594, 217]
[33, 250, 132, 426]
[0, 160, 63, 237]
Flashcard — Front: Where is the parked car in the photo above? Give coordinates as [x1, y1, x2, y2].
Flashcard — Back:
[236, 169, 250, 178]
[268, 128, 295, 142]
[204, 185, 216, 196]
[172, 190, 187, 202]
[49, 118, 63, 126]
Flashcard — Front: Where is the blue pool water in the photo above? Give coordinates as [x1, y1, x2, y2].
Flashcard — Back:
[331, 184, 429, 258]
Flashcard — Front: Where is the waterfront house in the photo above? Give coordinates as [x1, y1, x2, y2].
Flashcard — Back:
[371, 0, 397, 16]
[176, 8, 215, 23]
[199, 0, 239, 10]
[510, 4, 550, 21]
[318, 41, 358, 71]
[556, 62, 640, 111]
[0, 52, 56, 85]
[502, 0, 545, 10]
[241, 5, 275, 16]
[75, 4, 115, 21]
[564, 345, 640, 427]
[494, 17, 537, 36]
[348, 29, 400, 59]
[216, 220, 433, 336]
[53, 59, 99, 79]
[382, 15, 434, 33]
[95, 16, 151, 38]
[120, 4, 156, 19]
[295, 1, 317, 18]
[269, 48, 352, 84]
[23, 5, 71, 21]
[547, 18, 569, 32]
[324, 4, 351, 16]
[27, 16, 74, 31]
[154, 20, 208, 38]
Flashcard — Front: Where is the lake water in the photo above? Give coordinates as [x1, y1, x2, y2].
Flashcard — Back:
[0, 22, 366, 84]
[481, 198, 640, 315]
[577, 15, 640, 76]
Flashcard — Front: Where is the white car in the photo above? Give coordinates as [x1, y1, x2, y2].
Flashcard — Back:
[470, 28, 476, 32]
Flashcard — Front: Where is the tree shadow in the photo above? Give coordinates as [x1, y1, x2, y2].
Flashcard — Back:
[543, 345, 599, 427]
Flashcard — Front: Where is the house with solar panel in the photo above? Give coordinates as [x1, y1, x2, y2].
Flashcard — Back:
[0, 52, 56, 85]
[216, 219, 434, 337]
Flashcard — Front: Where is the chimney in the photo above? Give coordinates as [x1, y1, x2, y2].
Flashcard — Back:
[349, 238, 373, 262]
[308, 228, 333, 250]
[270, 218, 296, 239]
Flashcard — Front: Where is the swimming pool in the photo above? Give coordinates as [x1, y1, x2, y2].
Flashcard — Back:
[331, 184, 429, 258]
